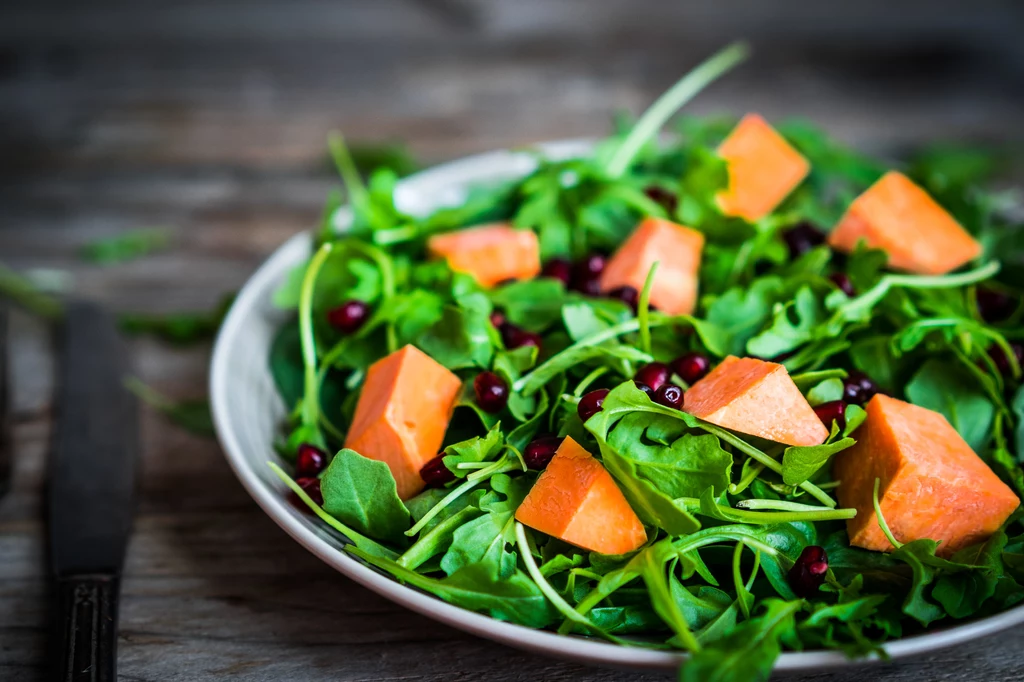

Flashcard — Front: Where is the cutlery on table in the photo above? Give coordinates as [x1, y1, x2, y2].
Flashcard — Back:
[49, 301, 139, 682]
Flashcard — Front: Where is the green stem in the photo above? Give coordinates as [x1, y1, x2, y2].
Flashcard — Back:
[0, 263, 64, 320]
[405, 456, 522, 537]
[515, 523, 626, 645]
[699, 421, 837, 507]
[841, 261, 1000, 320]
[736, 498, 846, 513]
[328, 131, 370, 214]
[299, 243, 334, 431]
[606, 41, 751, 177]
[342, 239, 399, 353]
[688, 499, 856, 524]
[396, 506, 477, 570]
[514, 316, 672, 393]
[574, 367, 610, 397]
[637, 262, 659, 356]
[728, 460, 766, 496]
[873, 477, 903, 549]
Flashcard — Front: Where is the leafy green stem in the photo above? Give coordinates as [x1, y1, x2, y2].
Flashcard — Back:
[841, 261, 1000, 320]
[329, 131, 370, 215]
[637, 262, 659, 356]
[606, 41, 751, 177]
[873, 477, 903, 549]
[299, 243, 334, 437]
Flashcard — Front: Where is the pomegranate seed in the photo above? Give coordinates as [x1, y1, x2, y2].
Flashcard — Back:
[829, 272, 855, 297]
[989, 343, 1024, 377]
[653, 384, 684, 409]
[607, 285, 639, 313]
[575, 277, 603, 296]
[842, 371, 879, 405]
[577, 388, 610, 423]
[644, 186, 679, 214]
[634, 362, 671, 392]
[295, 443, 328, 477]
[502, 325, 542, 351]
[671, 353, 712, 385]
[294, 477, 323, 507]
[474, 371, 509, 413]
[634, 381, 654, 397]
[541, 258, 573, 286]
[782, 222, 826, 259]
[977, 287, 1017, 323]
[575, 252, 607, 279]
[813, 400, 846, 431]
[489, 309, 506, 329]
[789, 545, 829, 599]
[523, 436, 564, 470]
[327, 300, 370, 334]
[419, 454, 455, 488]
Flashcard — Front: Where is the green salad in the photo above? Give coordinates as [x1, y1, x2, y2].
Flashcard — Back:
[267, 43, 1024, 681]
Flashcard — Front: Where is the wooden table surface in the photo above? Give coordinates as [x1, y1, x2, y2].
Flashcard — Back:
[3, 2, 1024, 679]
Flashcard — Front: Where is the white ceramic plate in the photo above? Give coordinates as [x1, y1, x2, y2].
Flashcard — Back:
[210, 140, 1024, 674]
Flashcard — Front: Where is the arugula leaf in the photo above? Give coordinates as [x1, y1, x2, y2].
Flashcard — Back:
[443, 424, 504, 477]
[781, 432, 856, 486]
[418, 297, 494, 370]
[80, 228, 170, 264]
[320, 449, 411, 545]
[681, 599, 801, 682]
[124, 377, 215, 437]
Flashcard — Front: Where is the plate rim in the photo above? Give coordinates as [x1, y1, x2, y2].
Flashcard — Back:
[210, 141, 1024, 673]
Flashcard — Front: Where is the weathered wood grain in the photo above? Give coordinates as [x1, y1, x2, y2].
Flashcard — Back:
[1, 0, 1024, 679]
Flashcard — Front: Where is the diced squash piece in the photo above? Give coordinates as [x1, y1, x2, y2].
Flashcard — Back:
[717, 113, 810, 221]
[426, 223, 541, 288]
[833, 394, 1019, 556]
[827, 171, 981, 275]
[683, 356, 828, 447]
[515, 437, 647, 555]
[344, 345, 463, 500]
[598, 217, 705, 315]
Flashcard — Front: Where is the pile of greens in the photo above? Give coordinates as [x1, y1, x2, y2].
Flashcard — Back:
[268, 43, 1024, 681]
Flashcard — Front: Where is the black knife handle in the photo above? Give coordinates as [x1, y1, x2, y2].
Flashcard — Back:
[54, 574, 119, 682]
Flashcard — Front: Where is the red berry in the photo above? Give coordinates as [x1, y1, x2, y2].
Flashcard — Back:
[977, 287, 1017, 323]
[813, 400, 846, 431]
[541, 258, 573, 286]
[523, 436, 563, 470]
[789, 545, 829, 599]
[634, 362, 671, 392]
[293, 477, 323, 508]
[327, 300, 370, 334]
[842, 371, 879, 405]
[829, 272, 855, 297]
[295, 443, 328, 477]
[607, 285, 639, 313]
[419, 454, 455, 488]
[474, 371, 509, 413]
[653, 384, 684, 410]
[644, 186, 679, 214]
[634, 380, 654, 397]
[782, 222, 826, 259]
[671, 353, 712, 385]
[489, 309, 506, 329]
[502, 325, 542, 351]
[577, 388, 609, 423]
[571, 253, 606, 294]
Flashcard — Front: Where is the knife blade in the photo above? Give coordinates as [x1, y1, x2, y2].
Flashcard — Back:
[49, 301, 139, 682]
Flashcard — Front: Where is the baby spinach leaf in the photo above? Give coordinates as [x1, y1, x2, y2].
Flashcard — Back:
[906, 359, 995, 452]
[321, 449, 411, 545]
[418, 298, 494, 370]
[489, 279, 568, 331]
[604, 412, 732, 499]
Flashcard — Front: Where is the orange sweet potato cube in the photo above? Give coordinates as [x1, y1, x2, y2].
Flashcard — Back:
[827, 171, 981, 275]
[833, 394, 1019, 556]
[717, 114, 811, 221]
[515, 437, 647, 555]
[598, 217, 705, 316]
[683, 356, 828, 447]
[344, 345, 463, 499]
[427, 223, 541, 288]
